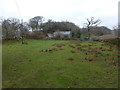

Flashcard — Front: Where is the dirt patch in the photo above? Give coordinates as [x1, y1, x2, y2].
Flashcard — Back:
[84, 57, 96, 62]
[110, 61, 119, 66]
[39, 48, 59, 53]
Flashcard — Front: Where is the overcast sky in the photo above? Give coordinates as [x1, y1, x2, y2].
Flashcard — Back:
[0, 0, 119, 29]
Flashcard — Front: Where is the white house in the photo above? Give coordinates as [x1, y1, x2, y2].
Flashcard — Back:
[47, 31, 71, 38]
[47, 33, 54, 38]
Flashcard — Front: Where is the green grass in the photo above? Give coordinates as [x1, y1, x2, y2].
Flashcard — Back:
[2, 39, 118, 88]
[0, 43, 2, 89]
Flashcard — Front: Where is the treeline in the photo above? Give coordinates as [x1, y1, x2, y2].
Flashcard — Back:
[0, 16, 114, 40]
[81, 26, 112, 36]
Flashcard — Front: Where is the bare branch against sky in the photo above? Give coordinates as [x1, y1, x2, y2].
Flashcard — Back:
[0, 0, 119, 29]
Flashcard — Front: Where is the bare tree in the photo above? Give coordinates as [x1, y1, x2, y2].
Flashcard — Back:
[2, 17, 20, 39]
[85, 17, 101, 40]
[19, 20, 29, 44]
[29, 16, 45, 31]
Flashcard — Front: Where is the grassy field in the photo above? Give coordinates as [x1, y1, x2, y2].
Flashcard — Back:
[0, 43, 2, 89]
[2, 39, 118, 88]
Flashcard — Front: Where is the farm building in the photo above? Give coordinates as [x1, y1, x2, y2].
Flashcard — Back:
[47, 31, 71, 39]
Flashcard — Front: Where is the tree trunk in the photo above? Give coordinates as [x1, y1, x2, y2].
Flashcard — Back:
[88, 26, 90, 40]
[21, 35, 24, 44]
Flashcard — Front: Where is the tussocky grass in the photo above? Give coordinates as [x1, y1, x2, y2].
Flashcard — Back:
[2, 39, 118, 88]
